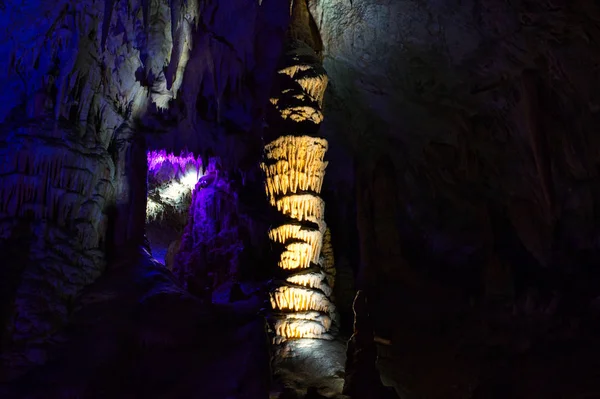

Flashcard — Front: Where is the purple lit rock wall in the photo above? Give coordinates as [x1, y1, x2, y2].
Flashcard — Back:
[172, 158, 259, 298]
[147, 150, 204, 180]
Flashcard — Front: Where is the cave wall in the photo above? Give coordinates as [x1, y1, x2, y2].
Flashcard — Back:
[311, 0, 600, 397]
[313, 0, 600, 272]
[0, 0, 290, 381]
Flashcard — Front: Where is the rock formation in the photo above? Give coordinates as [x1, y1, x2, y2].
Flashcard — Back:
[172, 157, 248, 299]
[262, 0, 336, 343]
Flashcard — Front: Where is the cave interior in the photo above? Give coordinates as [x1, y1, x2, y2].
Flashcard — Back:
[2, 0, 600, 398]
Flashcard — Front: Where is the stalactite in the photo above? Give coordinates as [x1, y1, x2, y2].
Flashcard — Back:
[320, 227, 335, 288]
[269, 285, 334, 314]
[286, 270, 332, 296]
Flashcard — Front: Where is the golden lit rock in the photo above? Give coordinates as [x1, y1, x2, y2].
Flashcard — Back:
[261, 136, 328, 200]
[280, 105, 324, 124]
[278, 62, 328, 106]
[268, 224, 324, 268]
[269, 285, 333, 314]
[275, 194, 325, 223]
[296, 75, 328, 106]
[279, 242, 317, 270]
[273, 312, 333, 339]
[263, 45, 335, 341]
[286, 270, 332, 297]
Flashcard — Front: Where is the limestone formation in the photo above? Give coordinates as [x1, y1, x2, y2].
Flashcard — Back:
[262, 135, 335, 340]
[262, 1, 335, 340]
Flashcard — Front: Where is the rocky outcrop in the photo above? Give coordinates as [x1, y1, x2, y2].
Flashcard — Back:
[343, 290, 397, 399]
[312, 0, 600, 278]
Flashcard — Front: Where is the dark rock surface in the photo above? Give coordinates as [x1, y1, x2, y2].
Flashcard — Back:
[0, 250, 272, 399]
[310, 0, 600, 397]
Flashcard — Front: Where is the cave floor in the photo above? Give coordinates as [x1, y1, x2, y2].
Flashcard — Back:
[271, 337, 348, 398]
[372, 279, 600, 399]
[0, 252, 271, 399]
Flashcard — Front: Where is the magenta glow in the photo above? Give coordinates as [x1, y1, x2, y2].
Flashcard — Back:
[147, 150, 203, 175]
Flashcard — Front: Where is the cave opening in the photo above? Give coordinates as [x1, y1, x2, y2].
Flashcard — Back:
[145, 149, 203, 267]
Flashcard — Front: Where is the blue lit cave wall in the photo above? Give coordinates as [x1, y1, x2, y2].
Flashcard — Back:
[0, 0, 285, 395]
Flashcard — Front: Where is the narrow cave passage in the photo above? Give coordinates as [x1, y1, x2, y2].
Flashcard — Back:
[145, 149, 203, 266]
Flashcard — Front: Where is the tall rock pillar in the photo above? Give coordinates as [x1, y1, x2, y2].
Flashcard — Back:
[261, 0, 335, 343]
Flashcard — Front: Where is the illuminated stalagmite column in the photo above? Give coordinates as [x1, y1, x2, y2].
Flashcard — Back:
[262, 136, 335, 342]
[261, 0, 335, 343]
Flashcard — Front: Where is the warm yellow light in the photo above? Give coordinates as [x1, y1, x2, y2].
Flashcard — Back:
[275, 194, 325, 223]
[268, 224, 324, 269]
[273, 312, 332, 339]
[278, 64, 328, 106]
[279, 105, 324, 124]
[279, 242, 315, 270]
[263, 42, 334, 342]
[269, 286, 333, 314]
